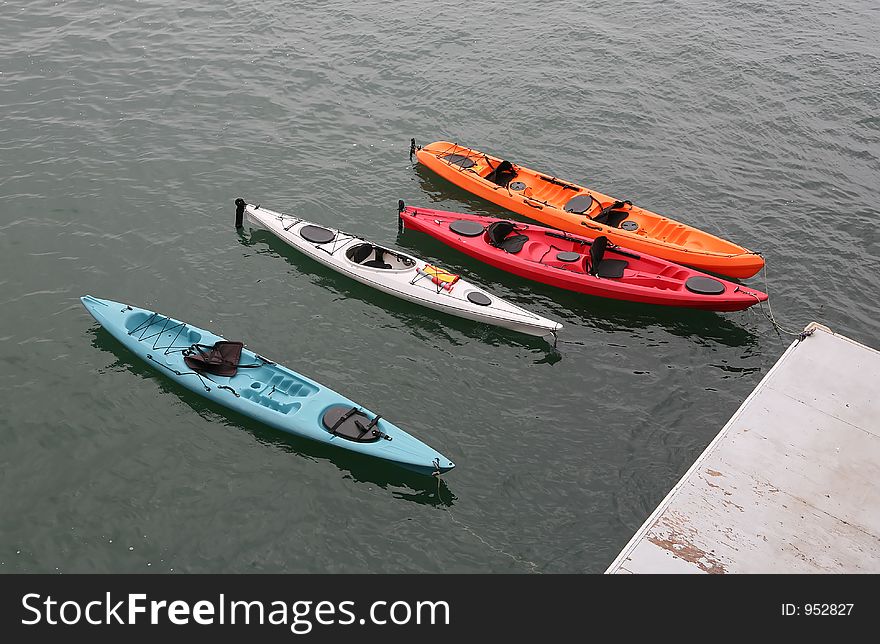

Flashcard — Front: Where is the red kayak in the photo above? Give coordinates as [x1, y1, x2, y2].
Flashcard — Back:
[399, 204, 768, 312]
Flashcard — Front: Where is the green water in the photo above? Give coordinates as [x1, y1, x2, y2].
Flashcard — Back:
[1, 0, 878, 572]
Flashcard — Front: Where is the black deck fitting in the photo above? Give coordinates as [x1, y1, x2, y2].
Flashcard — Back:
[234, 198, 246, 228]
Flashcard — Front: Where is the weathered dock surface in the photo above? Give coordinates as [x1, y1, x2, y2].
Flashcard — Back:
[606, 323, 880, 574]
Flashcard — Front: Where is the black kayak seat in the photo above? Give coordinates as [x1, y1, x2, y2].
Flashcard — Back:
[349, 243, 373, 264]
[592, 200, 633, 228]
[486, 221, 528, 254]
[592, 209, 630, 228]
[485, 160, 517, 187]
[183, 341, 244, 377]
[594, 258, 627, 278]
[322, 405, 383, 442]
[588, 236, 628, 279]
[362, 246, 392, 269]
[500, 235, 528, 253]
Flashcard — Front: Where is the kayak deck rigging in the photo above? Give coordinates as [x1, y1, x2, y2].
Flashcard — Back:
[265, 205, 417, 270]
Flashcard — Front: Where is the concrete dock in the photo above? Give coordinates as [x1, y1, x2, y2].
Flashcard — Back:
[606, 323, 880, 574]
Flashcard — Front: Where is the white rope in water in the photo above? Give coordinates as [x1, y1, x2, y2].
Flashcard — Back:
[434, 474, 540, 572]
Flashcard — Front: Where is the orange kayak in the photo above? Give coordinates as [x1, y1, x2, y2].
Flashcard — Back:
[414, 140, 764, 278]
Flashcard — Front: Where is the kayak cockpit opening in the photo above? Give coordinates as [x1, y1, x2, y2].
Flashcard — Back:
[346, 243, 415, 270]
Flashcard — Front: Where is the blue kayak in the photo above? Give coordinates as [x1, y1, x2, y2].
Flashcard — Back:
[81, 296, 455, 476]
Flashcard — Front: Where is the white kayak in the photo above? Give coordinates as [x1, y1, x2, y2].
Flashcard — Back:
[236, 199, 562, 338]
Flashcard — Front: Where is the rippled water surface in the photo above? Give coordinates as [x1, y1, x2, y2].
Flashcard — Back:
[1, 0, 878, 572]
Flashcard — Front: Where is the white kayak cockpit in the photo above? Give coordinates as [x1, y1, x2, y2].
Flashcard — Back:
[345, 243, 415, 271]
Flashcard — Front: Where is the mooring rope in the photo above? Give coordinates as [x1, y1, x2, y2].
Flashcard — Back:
[433, 470, 540, 572]
[740, 260, 812, 340]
